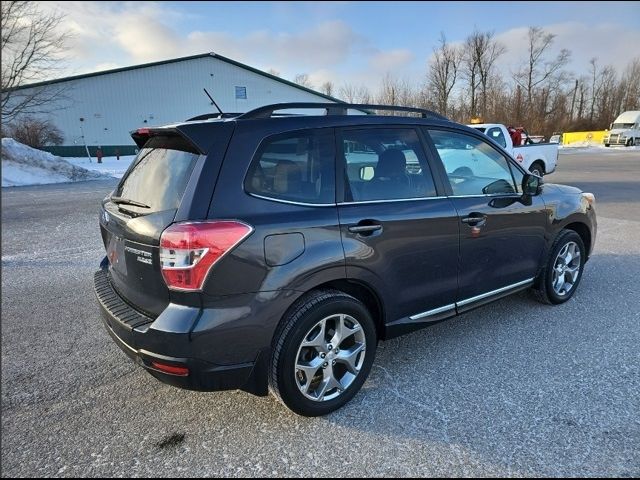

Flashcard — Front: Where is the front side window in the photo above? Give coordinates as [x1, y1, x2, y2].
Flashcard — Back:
[342, 128, 436, 202]
[245, 129, 335, 204]
[428, 130, 517, 196]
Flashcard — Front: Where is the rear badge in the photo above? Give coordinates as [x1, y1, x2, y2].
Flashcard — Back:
[125, 245, 153, 265]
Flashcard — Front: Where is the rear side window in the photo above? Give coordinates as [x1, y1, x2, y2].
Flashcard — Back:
[342, 128, 437, 202]
[486, 127, 507, 148]
[115, 136, 199, 214]
[245, 129, 335, 204]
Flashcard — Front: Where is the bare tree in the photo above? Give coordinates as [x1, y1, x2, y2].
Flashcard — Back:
[1, 1, 70, 122]
[376, 74, 418, 113]
[514, 27, 570, 106]
[462, 32, 481, 117]
[588, 58, 601, 123]
[621, 58, 640, 111]
[476, 32, 505, 118]
[6, 116, 63, 148]
[338, 83, 371, 103]
[293, 73, 314, 89]
[320, 81, 335, 97]
[461, 30, 505, 119]
[266, 68, 281, 77]
[427, 33, 461, 116]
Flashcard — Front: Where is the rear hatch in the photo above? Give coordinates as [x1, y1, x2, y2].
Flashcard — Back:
[99, 131, 210, 317]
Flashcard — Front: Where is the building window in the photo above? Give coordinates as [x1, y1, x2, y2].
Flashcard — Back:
[235, 86, 247, 100]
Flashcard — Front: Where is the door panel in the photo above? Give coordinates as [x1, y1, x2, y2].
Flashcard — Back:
[339, 200, 460, 322]
[452, 195, 547, 300]
[337, 126, 459, 324]
[426, 128, 548, 303]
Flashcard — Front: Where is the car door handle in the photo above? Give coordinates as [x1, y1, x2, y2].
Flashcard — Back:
[348, 223, 382, 234]
[461, 214, 487, 226]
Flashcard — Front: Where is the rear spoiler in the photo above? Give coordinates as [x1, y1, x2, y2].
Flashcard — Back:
[130, 126, 199, 150]
[129, 122, 235, 154]
[130, 127, 161, 148]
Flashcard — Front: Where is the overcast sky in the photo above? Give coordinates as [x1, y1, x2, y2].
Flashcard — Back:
[47, 1, 640, 90]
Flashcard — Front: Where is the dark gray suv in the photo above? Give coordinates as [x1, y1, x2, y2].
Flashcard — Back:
[95, 103, 597, 416]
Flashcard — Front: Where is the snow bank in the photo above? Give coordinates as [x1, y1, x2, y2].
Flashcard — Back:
[66, 155, 135, 179]
[1, 138, 112, 187]
[559, 143, 640, 154]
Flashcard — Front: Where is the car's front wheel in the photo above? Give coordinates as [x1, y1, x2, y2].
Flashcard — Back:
[533, 230, 586, 304]
[269, 289, 377, 416]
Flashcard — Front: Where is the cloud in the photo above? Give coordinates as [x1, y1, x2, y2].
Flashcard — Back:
[187, 20, 363, 70]
[48, 2, 367, 81]
[40, 2, 640, 96]
[369, 49, 415, 72]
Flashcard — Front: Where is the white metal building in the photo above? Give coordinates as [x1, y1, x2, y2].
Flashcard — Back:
[8, 52, 340, 156]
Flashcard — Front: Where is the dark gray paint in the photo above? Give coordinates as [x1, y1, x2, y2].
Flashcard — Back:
[94, 114, 597, 395]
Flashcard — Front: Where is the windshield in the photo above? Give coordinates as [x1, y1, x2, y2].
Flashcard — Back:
[612, 123, 635, 129]
[114, 136, 199, 214]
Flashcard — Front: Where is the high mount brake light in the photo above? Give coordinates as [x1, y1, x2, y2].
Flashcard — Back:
[159, 221, 253, 291]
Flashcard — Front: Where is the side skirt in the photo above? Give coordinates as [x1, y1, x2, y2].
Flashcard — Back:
[385, 278, 534, 339]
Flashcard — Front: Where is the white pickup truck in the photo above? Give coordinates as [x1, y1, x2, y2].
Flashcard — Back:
[468, 123, 558, 176]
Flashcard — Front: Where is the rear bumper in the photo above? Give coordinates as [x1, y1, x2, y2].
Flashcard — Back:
[94, 268, 269, 395]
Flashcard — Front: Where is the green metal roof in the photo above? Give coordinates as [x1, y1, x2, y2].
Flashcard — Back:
[3, 52, 345, 103]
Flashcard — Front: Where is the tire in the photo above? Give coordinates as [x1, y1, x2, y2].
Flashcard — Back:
[532, 230, 586, 305]
[269, 289, 377, 416]
[529, 161, 544, 177]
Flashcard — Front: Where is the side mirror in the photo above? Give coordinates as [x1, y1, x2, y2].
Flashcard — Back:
[522, 173, 542, 196]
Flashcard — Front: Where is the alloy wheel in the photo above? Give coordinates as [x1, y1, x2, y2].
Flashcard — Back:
[552, 241, 581, 296]
[294, 314, 366, 402]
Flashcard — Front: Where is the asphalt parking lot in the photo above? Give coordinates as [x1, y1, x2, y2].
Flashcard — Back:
[2, 149, 639, 477]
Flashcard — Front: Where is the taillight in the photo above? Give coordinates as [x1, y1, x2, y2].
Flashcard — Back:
[159, 220, 253, 291]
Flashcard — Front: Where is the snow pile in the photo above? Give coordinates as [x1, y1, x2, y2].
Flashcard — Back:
[560, 141, 607, 148]
[66, 154, 135, 179]
[559, 144, 640, 154]
[1, 138, 112, 187]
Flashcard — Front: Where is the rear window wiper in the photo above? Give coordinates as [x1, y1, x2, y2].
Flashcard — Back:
[111, 196, 151, 209]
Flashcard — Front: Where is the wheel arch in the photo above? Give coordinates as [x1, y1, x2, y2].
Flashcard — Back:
[277, 278, 386, 342]
[563, 221, 592, 257]
[530, 159, 545, 174]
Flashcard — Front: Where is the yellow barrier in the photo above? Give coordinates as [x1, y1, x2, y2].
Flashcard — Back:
[562, 130, 607, 145]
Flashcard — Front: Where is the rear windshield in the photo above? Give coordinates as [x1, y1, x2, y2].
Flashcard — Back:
[115, 136, 199, 214]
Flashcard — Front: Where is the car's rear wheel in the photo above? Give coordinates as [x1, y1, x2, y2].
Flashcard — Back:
[533, 230, 586, 305]
[269, 289, 377, 416]
[530, 161, 544, 177]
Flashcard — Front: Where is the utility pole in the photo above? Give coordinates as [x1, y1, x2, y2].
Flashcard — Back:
[79, 118, 91, 162]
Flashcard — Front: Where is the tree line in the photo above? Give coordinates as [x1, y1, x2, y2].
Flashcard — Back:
[298, 27, 640, 139]
[2, 2, 639, 145]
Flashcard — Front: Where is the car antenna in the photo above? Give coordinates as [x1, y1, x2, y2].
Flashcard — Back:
[203, 88, 223, 115]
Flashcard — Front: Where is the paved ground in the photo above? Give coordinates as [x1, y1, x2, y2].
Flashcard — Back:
[2, 149, 639, 477]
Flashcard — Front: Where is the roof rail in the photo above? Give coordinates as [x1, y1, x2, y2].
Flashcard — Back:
[236, 102, 448, 121]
